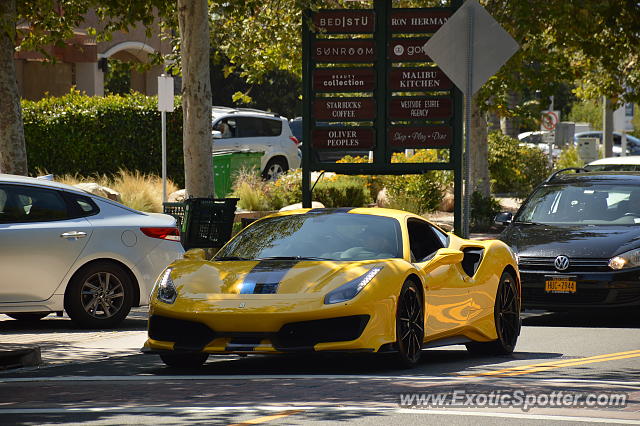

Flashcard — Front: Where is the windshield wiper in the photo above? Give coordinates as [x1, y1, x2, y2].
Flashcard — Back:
[214, 256, 252, 261]
[256, 256, 330, 261]
[513, 220, 540, 225]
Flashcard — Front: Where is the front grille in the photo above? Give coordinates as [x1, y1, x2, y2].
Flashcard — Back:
[274, 315, 370, 350]
[519, 256, 610, 273]
[148, 315, 217, 351]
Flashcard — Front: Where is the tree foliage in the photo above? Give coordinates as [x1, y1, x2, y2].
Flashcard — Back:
[480, 0, 640, 117]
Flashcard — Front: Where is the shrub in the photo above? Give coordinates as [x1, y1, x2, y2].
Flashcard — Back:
[22, 90, 185, 186]
[313, 175, 372, 208]
[488, 131, 551, 199]
[230, 170, 371, 210]
[380, 150, 451, 215]
[54, 170, 178, 213]
[232, 170, 272, 211]
[555, 145, 584, 170]
[470, 191, 501, 232]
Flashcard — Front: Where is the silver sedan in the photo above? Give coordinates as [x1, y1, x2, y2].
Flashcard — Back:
[0, 174, 184, 328]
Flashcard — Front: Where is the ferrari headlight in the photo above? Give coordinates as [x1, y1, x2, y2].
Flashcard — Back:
[155, 268, 177, 304]
[324, 266, 383, 305]
[609, 248, 640, 270]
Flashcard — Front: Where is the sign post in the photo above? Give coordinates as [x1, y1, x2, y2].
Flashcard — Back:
[541, 110, 560, 167]
[303, 1, 464, 234]
[157, 74, 174, 203]
[423, 0, 519, 237]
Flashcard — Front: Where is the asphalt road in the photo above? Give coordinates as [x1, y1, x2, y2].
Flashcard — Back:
[0, 309, 639, 425]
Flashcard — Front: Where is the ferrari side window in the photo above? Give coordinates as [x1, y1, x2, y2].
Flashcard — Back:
[407, 219, 444, 263]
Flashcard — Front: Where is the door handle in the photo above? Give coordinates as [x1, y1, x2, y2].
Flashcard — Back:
[61, 231, 87, 240]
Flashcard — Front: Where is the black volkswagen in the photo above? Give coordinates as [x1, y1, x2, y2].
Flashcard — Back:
[498, 169, 640, 310]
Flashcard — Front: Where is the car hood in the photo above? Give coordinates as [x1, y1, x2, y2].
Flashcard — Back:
[500, 223, 640, 258]
[169, 258, 393, 299]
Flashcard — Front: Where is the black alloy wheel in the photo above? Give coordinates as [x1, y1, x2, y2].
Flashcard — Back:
[395, 280, 425, 368]
[466, 271, 520, 355]
[160, 352, 209, 368]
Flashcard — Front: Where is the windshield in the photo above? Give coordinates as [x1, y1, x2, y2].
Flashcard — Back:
[217, 212, 402, 261]
[517, 183, 640, 225]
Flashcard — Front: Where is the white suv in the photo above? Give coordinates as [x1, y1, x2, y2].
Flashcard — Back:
[212, 107, 301, 180]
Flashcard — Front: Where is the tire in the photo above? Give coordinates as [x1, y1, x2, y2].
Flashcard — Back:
[466, 271, 520, 355]
[6, 312, 49, 321]
[395, 279, 424, 368]
[64, 261, 134, 329]
[262, 157, 288, 181]
[160, 352, 209, 368]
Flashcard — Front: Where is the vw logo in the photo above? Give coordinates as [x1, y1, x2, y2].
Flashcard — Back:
[554, 255, 570, 271]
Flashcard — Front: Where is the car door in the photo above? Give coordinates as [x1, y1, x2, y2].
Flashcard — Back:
[0, 185, 93, 302]
[236, 117, 282, 168]
[408, 219, 471, 338]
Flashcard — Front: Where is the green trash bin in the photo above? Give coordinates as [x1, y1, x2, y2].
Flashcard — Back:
[212, 150, 263, 198]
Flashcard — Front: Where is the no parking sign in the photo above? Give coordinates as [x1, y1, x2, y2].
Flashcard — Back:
[541, 110, 560, 131]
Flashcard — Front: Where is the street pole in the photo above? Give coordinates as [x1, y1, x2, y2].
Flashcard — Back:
[157, 74, 174, 204]
[463, 3, 474, 239]
[161, 110, 167, 203]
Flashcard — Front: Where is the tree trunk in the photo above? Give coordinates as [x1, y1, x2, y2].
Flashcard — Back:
[178, 0, 213, 198]
[0, 0, 28, 175]
[602, 96, 614, 157]
[500, 91, 520, 138]
[470, 94, 490, 197]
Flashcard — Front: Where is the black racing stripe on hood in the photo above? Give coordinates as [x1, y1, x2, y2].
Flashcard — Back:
[239, 259, 299, 294]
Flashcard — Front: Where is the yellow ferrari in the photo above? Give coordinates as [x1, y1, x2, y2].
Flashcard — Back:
[142, 207, 521, 368]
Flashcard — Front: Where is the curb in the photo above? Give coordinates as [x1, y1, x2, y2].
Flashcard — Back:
[0, 345, 41, 370]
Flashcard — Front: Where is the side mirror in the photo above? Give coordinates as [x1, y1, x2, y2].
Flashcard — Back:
[494, 211, 513, 226]
[429, 248, 464, 268]
[183, 248, 206, 260]
[212, 130, 222, 139]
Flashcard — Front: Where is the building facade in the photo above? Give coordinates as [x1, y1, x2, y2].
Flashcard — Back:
[14, 10, 171, 100]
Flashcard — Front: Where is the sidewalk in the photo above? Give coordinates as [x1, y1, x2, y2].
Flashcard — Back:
[0, 308, 149, 370]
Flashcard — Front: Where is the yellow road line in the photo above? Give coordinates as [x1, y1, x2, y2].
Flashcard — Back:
[462, 349, 640, 377]
[228, 409, 303, 426]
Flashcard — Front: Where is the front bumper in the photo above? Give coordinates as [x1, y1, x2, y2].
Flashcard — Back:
[142, 295, 396, 354]
[520, 268, 640, 309]
[143, 314, 371, 354]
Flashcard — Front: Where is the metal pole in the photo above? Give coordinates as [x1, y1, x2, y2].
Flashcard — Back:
[463, 4, 474, 238]
[161, 110, 167, 203]
[302, 9, 312, 208]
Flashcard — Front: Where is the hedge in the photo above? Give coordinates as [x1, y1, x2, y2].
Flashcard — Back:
[22, 91, 186, 186]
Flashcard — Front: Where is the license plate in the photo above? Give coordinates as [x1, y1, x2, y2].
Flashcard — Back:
[545, 279, 576, 293]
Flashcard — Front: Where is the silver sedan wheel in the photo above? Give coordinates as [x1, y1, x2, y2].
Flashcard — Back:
[267, 163, 285, 180]
[80, 272, 125, 319]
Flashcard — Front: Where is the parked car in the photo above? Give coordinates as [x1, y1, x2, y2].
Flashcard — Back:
[143, 207, 520, 368]
[212, 107, 301, 180]
[584, 156, 640, 172]
[574, 131, 640, 156]
[289, 117, 303, 144]
[517, 131, 561, 158]
[0, 174, 184, 328]
[497, 169, 640, 311]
